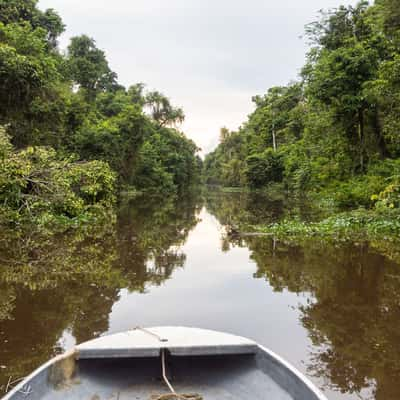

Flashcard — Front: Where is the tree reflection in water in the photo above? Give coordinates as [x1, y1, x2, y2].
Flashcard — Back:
[0, 192, 201, 388]
[2, 189, 400, 400]
[206, 191, 400, 400]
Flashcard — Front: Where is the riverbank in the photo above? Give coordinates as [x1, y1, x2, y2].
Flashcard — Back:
[207, 183, 400, 242]
[251, 208, 400, 242]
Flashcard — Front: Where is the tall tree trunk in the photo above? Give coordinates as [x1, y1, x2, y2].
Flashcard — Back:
[358, 108, 365, 172]
[272, 127, 277, 152]
[272, 112, 277, 151]
[372, 107, 390, 159]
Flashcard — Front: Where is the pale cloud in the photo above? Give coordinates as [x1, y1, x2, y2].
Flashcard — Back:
[39, 0, 357, 154]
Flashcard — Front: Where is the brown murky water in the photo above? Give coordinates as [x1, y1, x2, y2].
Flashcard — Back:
[1, 190, 400, 399]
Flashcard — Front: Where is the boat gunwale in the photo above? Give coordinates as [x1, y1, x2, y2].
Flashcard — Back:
[1, 349, 77, 400]
[1, 329, 328, 400]
[257, 344, 327, 400]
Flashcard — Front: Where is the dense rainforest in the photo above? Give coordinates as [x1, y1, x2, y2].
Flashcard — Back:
[0, 0, 201, 230]
[2, 0, 400, 240]
[204, 0, 400, 215]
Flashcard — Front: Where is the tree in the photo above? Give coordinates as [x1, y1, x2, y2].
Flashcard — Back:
[305, 44, 379, 170]
[377, 0, 400, 43]
[0, 0, 202, 227]
[0, 22, 65, 147]
[303, 2, 383, 171]
[204, 0, 400, 199]
[245, 149, 284, 188]
[67, 35, 118, 99]
[145, 91, 185, 127]
[248, 84, 304, 153]
[128, 83, 146, 106]
[0, 127, 116, 224]
[219, 126, 230, 143]
[0, 0, 65, 47]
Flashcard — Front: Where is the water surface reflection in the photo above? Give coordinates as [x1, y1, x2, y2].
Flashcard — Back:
[1, 190, 399, 400]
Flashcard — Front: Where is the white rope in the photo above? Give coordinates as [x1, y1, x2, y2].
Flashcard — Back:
[131, 327, 201, 400]
[151, 349, 202, 400]
[133, 326, 168, 342]
[161, 349, 176, 394]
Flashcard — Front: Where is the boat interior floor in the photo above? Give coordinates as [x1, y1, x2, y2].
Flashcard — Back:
[40, 354, 293, 400]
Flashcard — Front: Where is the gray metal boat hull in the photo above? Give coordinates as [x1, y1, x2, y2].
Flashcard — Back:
[2, 327, 327, 400]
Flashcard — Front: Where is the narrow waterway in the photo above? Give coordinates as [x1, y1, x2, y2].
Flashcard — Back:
[1, 191, 399, 399]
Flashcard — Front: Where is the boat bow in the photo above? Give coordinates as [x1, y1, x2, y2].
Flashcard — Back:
[76, 326, 258, 358]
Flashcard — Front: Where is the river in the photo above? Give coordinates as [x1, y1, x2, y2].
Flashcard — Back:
[1, 190, 399, 399]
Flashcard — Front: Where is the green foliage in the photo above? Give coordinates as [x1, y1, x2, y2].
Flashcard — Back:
[204, 0, 400, 214]
[0, 0, 201, 229]
[328, 175, 384, 208]
[0, 127, 116, 228]
[245, 149, 284, 188]
[67, 35, 118, 98]
[373, 176, 400, 210]
[72, 100, 149, 181]
[221, 158, 246, 187]
[254, 208, 400, 241]
[0, 22, 61, 126]
[0, 0, 65, 47]
[144, 90, 185, 127]
[248, 84, 304, 151]
[204, 128, 246, 186]
[131, 127, 201, 194]
[70, 88, 200, 193]
[133, 140, 175, 194]
[324, 158, 400, 208]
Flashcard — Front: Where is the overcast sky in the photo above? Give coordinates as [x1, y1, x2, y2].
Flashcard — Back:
[38, 0, 356, 154]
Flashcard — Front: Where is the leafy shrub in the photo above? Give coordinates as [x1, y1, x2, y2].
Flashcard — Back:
[324, 160, 400, 208]
[373, 176, 400, 210]
[132, 141, 175, 194]
[221, 159, 246, 187]
[0, 128, 116, 227]
[245, 149, 284, 188]
[254, 208, 400, 240]
[330, 175, 385, 208]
